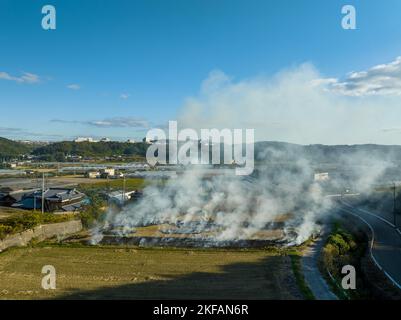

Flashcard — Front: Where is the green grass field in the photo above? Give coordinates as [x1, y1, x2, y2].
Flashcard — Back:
[0, 245, 301, 300]
[78, 177, 151, 192]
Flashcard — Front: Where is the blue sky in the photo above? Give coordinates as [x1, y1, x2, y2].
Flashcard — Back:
[1, 0, 401, 143]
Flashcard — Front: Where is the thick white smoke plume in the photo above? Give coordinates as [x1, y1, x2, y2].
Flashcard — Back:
[93, 156, 333, 246]
[179, 63, 401, 145]
[91, 62, 401, 246]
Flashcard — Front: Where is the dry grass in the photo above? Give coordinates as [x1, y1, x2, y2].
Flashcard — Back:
[0, 245, 299, 300]
[126, 224, 284, 240]
[0, 206, 26, 221]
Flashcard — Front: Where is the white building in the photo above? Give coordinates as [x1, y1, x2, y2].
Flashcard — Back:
[99, 168, 115, 178]
[86, 171, 100, 179]
[314, 172, 329, 182]
[74, 137, 95, 143]
[108, 190, 137, 205]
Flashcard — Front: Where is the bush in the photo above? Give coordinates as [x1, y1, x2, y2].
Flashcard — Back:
[41, 212, 72, 224]
[327, 233, 351, 255]
[322, 243, 339, 270]
[0, 225, 13, 239]
[78, 192, 107, 228]
[5, 211, 42, 232]
[0, 211, 74, 239]
[323, 223, 360, 279]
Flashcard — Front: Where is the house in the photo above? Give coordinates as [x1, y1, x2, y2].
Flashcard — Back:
[86, 171, 100, 179]
[99, 168, 115, 178]
[108, 172, 124, 179]
[314, 172, 329, 182]
[66, 154, 82, 161]
[0, 188, 39, 207]
[107, 190, 141, 205]
[12, 188, 86, 212]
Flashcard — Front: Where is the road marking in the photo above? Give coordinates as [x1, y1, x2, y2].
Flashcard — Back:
[341, 200, 395, 227]
[341, 199, 401, 240]
[339, 207, 401, 291]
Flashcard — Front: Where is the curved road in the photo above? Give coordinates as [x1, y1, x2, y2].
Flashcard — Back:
[338, 200, 401, 290]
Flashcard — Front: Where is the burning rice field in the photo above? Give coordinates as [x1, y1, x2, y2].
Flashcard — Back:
[96, 213, 296, 248]
[89, 165, 328, 248]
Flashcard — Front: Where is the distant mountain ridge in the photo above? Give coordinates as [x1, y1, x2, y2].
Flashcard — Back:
[255, 141, 401, 164]
[32, 140, 149, 161]
[2, 137, 401, 164]
[0, 137, 33, 159]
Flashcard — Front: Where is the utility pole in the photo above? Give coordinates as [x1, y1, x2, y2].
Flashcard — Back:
[122, 175, 126, 205]
[41, 173, 45, 214]
[394, 181, 397, 228]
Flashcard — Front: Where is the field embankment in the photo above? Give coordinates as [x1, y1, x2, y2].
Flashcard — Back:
[0, 220, 82, 252]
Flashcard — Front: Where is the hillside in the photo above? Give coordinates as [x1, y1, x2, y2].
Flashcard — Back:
[32, 141, 148, 160]
[255, 141, 401, 164]
[3, 136, 401, 165]
[0, 137, 33, 159]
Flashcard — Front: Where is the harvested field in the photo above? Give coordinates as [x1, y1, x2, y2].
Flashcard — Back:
[0, 245, 301, 299]
[0, 206, 26, 221]
[97, 212, 293, 247]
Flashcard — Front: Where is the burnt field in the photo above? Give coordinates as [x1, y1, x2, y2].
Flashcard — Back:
[92, 212, 298, 248]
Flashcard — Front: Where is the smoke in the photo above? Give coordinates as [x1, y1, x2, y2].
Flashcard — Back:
[90, 63, 401, 246]
[178, 64, 401, 145]
[92, 156, 333, 246]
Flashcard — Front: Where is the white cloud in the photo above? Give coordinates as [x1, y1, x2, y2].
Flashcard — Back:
[52, 117, 149, 129]
[67, 84, 80, 90]
[0, 126, 22, 134]
[120, 93, 130, 99]
[178, 63, 401, 145]
[0, 126, 62, 139]
[87, 117, 147, 128]
[319, 57, 401, 96]
[0, 71, 40, 84]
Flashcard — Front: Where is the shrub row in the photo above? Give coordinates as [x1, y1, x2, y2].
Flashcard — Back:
[0, 211, 74, 239]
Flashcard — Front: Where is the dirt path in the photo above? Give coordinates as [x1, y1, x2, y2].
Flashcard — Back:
[302, 232, 338, 300]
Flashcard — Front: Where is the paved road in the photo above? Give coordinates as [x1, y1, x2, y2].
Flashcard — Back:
[339, 200, 401, 290]
[302, 231, 338, 300]
[0, 177, 102, 189]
